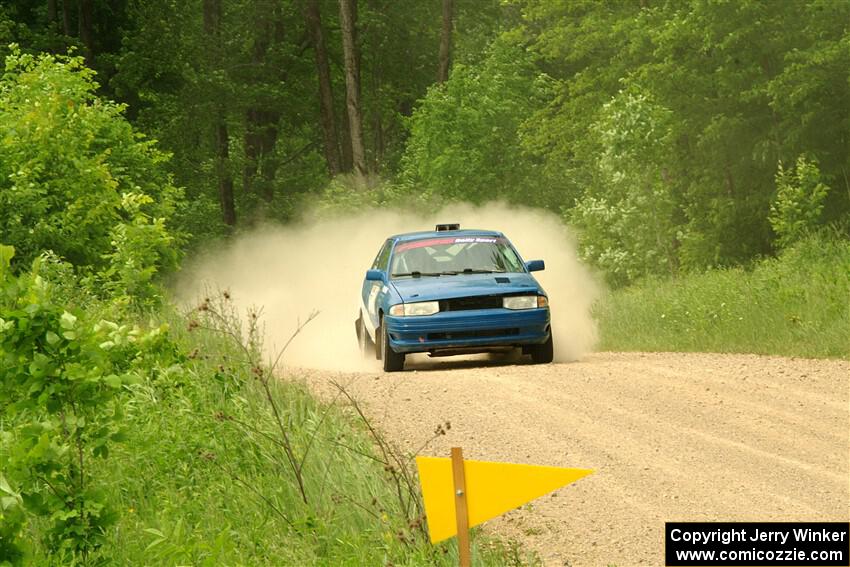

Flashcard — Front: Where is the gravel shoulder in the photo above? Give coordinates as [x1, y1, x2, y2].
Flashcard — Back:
[298, 352, 850, 567]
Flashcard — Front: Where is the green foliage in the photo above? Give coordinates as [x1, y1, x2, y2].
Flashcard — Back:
[0, 47, 183, 273]
[569, 90, 678, 286]
[398, 0, 848, 281]
[3, 0, 849, 284]
[515, 0, 850, 275]
[95, 193, 178, 307]
[596, 230, 850, 359]
[0, 246, 168, 560]
[0, 252, 532, 566]
[769, 156, 830, 249]
[0, 473, 27, 564]
[44, 296, 532, 566]
[305, 174, 439, 220]
[401, 39, 555, 207]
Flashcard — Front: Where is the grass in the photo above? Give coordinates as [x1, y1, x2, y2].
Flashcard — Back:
[20, 296, 537, 566]
[596, 232, 850, 359]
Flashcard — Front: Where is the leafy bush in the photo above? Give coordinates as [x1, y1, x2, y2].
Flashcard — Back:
[0, 245, 173, 561]
[769, 156, 830, 249]
[400, 39, 555, 207]
[95, 193, 178, 307]
[569, 90, 678, 286]
[0, 47, 183, 274]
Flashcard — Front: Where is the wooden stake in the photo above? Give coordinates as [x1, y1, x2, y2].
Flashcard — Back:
[451, 447, 471, 567]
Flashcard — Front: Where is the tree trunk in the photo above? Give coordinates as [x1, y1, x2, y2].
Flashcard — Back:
[371, 61, 384, 170]
[372, 109, 384, 173]
[243, 6, 282, 201]
[339, 0, 367, 180]
[305, 0, 341, 176]
[216, 122, 237, 226]
[62, 0, 73, 36]
[437, 0, 454, 83]
[48, 0, 58, 23]
[203, 0, 236, 226]
[244, 108, 280, 202]
[77, 0, 93, 65]
[340, 101, 353, 172]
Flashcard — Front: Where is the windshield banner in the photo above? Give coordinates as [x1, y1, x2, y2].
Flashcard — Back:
[395, 237, 505, 252]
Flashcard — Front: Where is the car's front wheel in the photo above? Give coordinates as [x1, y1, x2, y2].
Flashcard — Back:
[529, 331, 554, 364]
[380, 321, 405, 372]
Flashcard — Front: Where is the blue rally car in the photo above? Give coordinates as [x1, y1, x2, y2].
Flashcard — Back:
[355, 224, 553, 371]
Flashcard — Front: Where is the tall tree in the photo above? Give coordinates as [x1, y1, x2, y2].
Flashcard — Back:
[305, 0, 341, 176]
[203, 0, 236, 226]
[243, 1, 284, 201]
[62, 0, 73, 36]
[339, 0, 366, 179]
[437, 0, 454, 83]
[47, 0, 57, 24]
[77, 0, 92, 64]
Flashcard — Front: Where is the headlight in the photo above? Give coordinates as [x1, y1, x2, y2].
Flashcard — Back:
[503, 295, 547, 310]
[389, 301, 440, 316]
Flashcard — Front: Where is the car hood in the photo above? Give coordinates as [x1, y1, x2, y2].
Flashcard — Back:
[389, 272, 543, 302]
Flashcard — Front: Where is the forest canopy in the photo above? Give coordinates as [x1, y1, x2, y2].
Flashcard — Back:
[1, 0, 848, 285]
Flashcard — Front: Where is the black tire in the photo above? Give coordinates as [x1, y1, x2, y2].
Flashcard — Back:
[357, 316, 374, 358]
[380, 321, 405, 372]
[529, 331, 554, 364]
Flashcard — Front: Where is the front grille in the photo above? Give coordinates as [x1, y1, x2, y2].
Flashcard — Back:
[440, 295, 504, 311]
[427, 328, 519, 340]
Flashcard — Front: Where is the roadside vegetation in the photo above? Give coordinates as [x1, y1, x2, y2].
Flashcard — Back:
[596, 231, 850, 360]
[0, 52, 533, 565]
[1, 247, 529, 565]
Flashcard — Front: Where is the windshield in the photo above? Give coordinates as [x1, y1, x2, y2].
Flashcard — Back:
[390, 236, 524, 278]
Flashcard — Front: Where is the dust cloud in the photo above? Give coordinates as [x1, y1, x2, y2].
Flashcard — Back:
[176, 203, 599, 370]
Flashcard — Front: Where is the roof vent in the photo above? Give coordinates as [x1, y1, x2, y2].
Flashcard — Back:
[436, 223, 460, 231]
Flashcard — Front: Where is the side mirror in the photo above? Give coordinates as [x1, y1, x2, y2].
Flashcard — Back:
[525, 260, 545, 272]
[365, 269, 384, 281]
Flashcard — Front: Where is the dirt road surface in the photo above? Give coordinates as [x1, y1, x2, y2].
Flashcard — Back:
[300, 352, 850, 566]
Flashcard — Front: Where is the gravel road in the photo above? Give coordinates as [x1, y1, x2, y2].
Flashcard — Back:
[299, 352, 850, 566]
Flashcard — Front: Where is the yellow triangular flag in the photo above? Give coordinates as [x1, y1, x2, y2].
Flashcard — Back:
[416, 456, 593, 543]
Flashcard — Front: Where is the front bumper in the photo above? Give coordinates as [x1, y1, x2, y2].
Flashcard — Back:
[384, 308, 550, 354]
